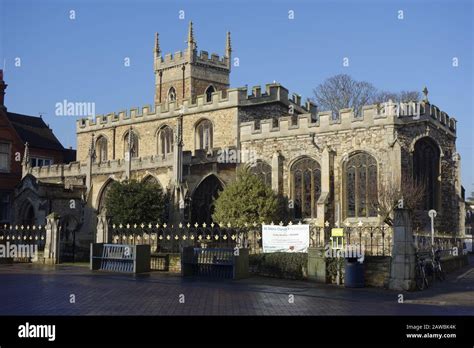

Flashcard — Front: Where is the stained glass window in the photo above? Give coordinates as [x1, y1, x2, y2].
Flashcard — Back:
[96, 136, 108, 162]
[413, 138, 440, 210]
[123, 130, 139, 158]
[196, 119, 213, 151]
[249, 160, 272, 187]
[291, 157, 321, 219]
[158, 126, 174, 156]
[345, 152, 377, 218]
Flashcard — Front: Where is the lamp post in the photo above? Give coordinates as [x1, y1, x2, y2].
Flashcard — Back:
[428, 209, 437, 246]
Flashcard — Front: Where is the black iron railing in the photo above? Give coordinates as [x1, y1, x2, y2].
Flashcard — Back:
[0, 224, 46, 261]
[109, 222, 393, 256]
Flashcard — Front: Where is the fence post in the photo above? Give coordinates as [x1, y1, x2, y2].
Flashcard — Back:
[44, 212, 60, 265]
[307, 246, 327, 283]
[388, 208, 416, 291]
[96, 211, 110, 243]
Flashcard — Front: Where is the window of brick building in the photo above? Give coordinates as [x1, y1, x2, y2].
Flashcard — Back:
[0, 191, 11, 223]
[0, 142, 10, 172]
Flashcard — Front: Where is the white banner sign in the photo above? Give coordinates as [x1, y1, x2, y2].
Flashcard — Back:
[262, 224, 309, 253]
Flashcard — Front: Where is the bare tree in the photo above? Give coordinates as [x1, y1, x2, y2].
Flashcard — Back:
[374, 90, 421, 104]
[312, 74, 377, 118]
[372, 175, 426, 226]
[313, 74, 421, 118]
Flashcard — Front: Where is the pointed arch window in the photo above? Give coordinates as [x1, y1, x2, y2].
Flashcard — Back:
[123, 130, 139, 159]
[249, 160, 272, 187]
[196, 119, 213, 152]
[168, 87, 176, 102]
[158, 126, 174, 157]
[345, 152, 378, 218]
[413, 138, 440, 210]
[291, 157, 321, 219]
[205, 85, 215, 103]
[96, 136, 108, 162]
[143, 175, 159, 185]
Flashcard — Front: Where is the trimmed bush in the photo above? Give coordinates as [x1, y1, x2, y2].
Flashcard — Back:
[249, 252, 308, 280]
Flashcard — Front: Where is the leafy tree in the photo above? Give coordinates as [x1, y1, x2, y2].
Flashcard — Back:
[105, 180, 166, 224]
[212, 167, 289, 226]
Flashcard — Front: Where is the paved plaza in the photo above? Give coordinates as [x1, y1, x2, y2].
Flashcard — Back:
[0, 259, 473, 316]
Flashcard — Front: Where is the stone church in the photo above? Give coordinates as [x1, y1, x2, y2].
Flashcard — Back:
[14, 22, 465, 251]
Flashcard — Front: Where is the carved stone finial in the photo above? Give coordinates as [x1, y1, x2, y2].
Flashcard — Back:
[422, 86, 429, 103]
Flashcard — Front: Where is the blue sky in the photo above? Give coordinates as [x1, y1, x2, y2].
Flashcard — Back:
[1, 0, 473, 191]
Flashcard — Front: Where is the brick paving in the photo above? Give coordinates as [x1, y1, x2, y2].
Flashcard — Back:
[0, 260, 473, 316]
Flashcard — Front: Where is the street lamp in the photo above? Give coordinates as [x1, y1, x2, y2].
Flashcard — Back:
[428, 209, 437, 246]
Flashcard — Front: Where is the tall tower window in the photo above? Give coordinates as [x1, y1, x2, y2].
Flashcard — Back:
[158, 126, 174, 157]
[168, 87, 176, 102]
[96, 136, 108, 162]
[205, 85, 215, 102]
[195, 119, 213, 152]
[123, 130, 139, 159]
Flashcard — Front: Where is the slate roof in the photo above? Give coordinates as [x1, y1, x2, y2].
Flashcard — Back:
[6, 112, 65, 151]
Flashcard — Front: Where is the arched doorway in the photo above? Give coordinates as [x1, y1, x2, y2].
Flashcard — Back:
[191, 175, 223, 224]
[59, 215, 80, 262]
[97, 179, 115, 214]
[20, 201, 35, 226]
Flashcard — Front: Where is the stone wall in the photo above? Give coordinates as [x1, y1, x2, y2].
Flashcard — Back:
[151, 253, 181, 273]
[440, 254, 469, 273]
[398, 121, 459, 233]
[364, 256, 391, 288]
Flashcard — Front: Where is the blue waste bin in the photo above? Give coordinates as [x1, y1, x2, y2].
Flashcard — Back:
[344, 257, 365, 288]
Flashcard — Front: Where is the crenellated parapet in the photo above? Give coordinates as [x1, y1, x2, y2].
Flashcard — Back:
[30, 154, 176, 180]
[30, 161, 84, 179]
[240, 100, 456, 141]
[77, 83, 317, 133]
[194, 50, 230, 70]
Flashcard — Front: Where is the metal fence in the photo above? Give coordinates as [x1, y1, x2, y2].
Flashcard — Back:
[109, 222, 393, 256]
[413, 233, 472, 257]
[0, 224, 46, 262]
[109, 223, 263, 254]
[310, 225, 393, 256]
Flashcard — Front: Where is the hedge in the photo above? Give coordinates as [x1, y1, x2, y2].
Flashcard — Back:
[249, 252, 308, 280]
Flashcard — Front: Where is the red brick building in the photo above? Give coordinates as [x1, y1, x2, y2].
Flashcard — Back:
[0, 70, 76, 224]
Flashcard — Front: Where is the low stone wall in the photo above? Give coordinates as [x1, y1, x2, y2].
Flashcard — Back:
[249, 253, 308, 280]
[150, 253, 181, 273]
[364, 256, 391, 288]
[440, 254, 469, 273]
